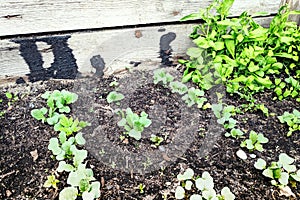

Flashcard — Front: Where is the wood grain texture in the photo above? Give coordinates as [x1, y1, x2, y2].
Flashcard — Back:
[0, 17, 274, 79]
[0, 0, 281, 36]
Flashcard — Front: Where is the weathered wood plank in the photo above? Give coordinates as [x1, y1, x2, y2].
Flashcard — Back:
[0, 17, 274, 81]
[0, 0, 281, 36]
[280, 0, 300, 25]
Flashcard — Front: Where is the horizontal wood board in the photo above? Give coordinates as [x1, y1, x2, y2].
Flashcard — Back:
[0, 0, 281, 36]
[0, 17, 274, 80]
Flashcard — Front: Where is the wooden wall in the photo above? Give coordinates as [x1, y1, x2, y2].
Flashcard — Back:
[0, 0, 282, 82]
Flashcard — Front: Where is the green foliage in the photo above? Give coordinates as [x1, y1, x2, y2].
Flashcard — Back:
[0, 92, 19, 118]
[169, 81, 188, 95]
[182, 87, 207, 108]
[153, 69, 174, 86]
[117, 108, 152, 140]
[225, 128, 244, 139]
[180, 0, 300, 101]
[278, 109, 300, 136]
[211, 103, 237, 129]
[44, 175, 60, 189]
[254, 153, 300, 187]
[240, 130, 268, 152]
[31, 90, 100, 200]
[31, 90, 79, 125]
[150, 134, 164, 146]
[175, 168, 235, 199]
[54, 115, 90, 136]
[106, 91, 124, 104]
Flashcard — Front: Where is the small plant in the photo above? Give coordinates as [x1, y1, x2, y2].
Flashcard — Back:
[44, 174, 60, 189]
[254, 153, 300, 188]
[6, 92, 19, 107]
[182, 87, 207, 108]
[150, 134, 164, 146]
[153, 69, 174, 86]
[169, 81, 188, 95]
[117, 108, 152, 140]
[175, 168, 235, 200]
[54, 115, 90, 136]
[106, 91, 124, 104]
[138, 183, 145, 194]
[31, 90, 78, 125]
[109, 81, 119, 87]
[58, 163, 100, 200]
[225, 128, 245, 139]
[211, 103, 237, 129]
[240, 130, 268, 152]
[278, 109, 300, 136]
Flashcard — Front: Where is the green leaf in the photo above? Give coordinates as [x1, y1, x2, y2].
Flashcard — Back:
[47, 112, 60, 125]
[279, 172, 289, 186]
[187, 47, 203, 58]
[185, 180, 193, 190]
[221, 187, 235, 200]
[180, 13, 201, 21]
[75, 133, 86, 145]
[262, 168, 274, 179]
[225, 39, 235, 58]
[190, 194, 202, 200]
[257, 133, 268, 143]
[279, 153, 294, 165]
[59, 187, 78, 200]
[128, 129, 142, 140]
[31, 108, 47, 122]
[107, 91, 124, 104]
[174, 186, 185, 199]
[57, 161, 75, 172]
[48, 138, 62, 155]
[254, 158, 267, 170]
[177, 168, 194, 181]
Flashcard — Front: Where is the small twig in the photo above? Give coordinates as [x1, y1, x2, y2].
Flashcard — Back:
[0, 170, 16, 180]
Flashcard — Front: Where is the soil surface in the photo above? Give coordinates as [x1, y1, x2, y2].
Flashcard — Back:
[0, 66, 299, 200]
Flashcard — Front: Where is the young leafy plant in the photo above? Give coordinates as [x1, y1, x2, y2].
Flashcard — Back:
[182, 87, 207, 108]
[169, 81, 188, 95]
[175, 168, 235, 200]
[58, 163, 101, 200]
[117, 108, 152, 140]
[254, 153, 300, 188]
[211, 103, 237, 129]
[278, 109, 300, 136]
[54, 114, 90, 136]
[240, 130, 268, 152]
[153, 69, 174, 86]
[106, 91, 124, 104]
[150, 134, 164, 146]
[225, 128, 245, 139]
[44, 174, 60, 189]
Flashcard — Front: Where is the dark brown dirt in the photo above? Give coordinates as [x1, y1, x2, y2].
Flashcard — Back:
[0, 68, 299, 200]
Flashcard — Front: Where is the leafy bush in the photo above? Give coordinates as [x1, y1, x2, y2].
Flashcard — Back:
[240, 130, 268, 152]
[180, 0, 300, 101]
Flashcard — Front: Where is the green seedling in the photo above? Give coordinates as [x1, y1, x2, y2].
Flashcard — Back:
[58, 163, 100, 200]
[138, 183, 145, 194]
[31, 90, 78, 125]
[44, 174, 60, 189]
[169, 81, 188, 95]
[153, 69, 174, 86]
[211, 103, 237, 129]
[175, 168, 235, 200]
[117, 108, 152, 140]
[225, 128, 244, 139]
[109, 81, 119, 87]
[106, 91, 124, 104]
[278, 109, 300, 136]
[54, 115, 90, 136]
[254, 153, 300, 187]
[240, 130, 268, 152]
[150, 134, 164, 146]
[182, 87, 207, 108]
[48, 132, 86, 162]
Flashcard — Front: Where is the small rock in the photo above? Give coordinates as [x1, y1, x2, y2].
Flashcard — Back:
[6, 190, 12, 197]
[30, 149, 38, 162]
[236, 149, 247, 160]
[165, 182, 171, 186]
